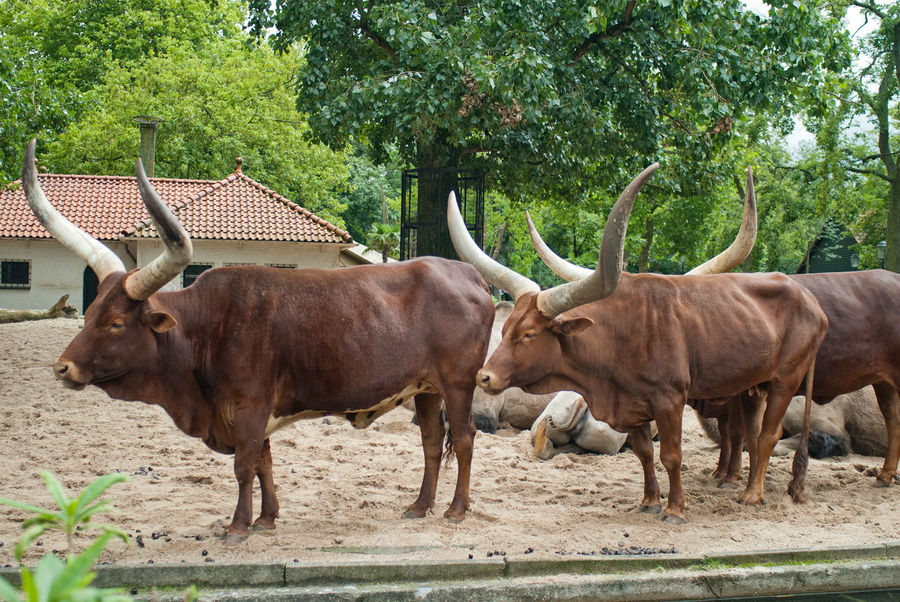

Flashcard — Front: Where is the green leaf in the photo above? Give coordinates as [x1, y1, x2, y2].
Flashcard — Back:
[49, 534, 113, 599]
[39, 473, 70, 515]
[13, 524, 46, 562]
[71, 474, 128, 521]
[0, 576, 20, 602]
[0, 499, 53, 518]
[31, 553, 67, 600]
[79, 524, 130, 545]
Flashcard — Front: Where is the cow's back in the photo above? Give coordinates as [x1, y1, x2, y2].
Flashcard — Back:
[580, 272, 826, 402]
[171, 258, 494, 416]
[790, 270, 900, 397]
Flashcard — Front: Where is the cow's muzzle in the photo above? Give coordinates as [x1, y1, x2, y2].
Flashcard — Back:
[54, 359, 89, 390]
[476, 368, 507, 395]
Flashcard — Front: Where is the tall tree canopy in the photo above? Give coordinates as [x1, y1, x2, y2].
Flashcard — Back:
[812, 0, 900, 271]
[46, 42, 351, 227]
[0, 0, 247, 183]
[248, 0, 851, 258]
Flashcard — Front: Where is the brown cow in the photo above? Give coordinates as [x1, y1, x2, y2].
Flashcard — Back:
[448, 164, 828, 523]
[21, 141, 495, 541]
[531, 224, 900, 489]
[476, 170, 758, 434]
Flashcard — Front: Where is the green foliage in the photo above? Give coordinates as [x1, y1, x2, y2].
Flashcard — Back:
[0, 472, 130, 602]
[366, 222, 401, 262]
[797, 1, 899, 270]
[0, 472, 129, 560]
[43, 41, 351, 228]
[249, 0, 849, 194]
[341, 149, 402, 243]
[0, 0, 247, 184]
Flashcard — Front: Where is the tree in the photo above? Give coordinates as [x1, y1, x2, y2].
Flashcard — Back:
[43, 41, 352, 228]
[824, 1, 900, 271]
[366, 222, 401, 262]
[341, 148, 402, 243]
[248, 0, 850, 259]
[0, 0, 248, 186]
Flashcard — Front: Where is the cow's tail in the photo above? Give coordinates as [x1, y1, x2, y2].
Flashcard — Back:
[532, 416, 550, 459]
[788, 359, 815, 503]
[441, 408, 455, 466]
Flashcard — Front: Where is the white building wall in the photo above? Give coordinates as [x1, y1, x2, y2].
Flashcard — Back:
[0, 238, 134, 311]
[0, 238, 352, 310]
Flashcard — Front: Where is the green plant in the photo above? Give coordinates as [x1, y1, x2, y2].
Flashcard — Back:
[366, 221, 401, 263]
[0, 472, 131, 601]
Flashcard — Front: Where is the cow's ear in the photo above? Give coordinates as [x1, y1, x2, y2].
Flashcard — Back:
[551, 316, 594, 336]
[146, 310, 177, 333]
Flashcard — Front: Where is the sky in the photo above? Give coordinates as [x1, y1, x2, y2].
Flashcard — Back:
[743, 0, 879, 154]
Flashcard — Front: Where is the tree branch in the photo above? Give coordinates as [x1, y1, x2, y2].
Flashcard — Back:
[846, 165, 894, 182]
[849, 1, 889, 20]
[571, 0, 637, 64]
[357, 0, 397, 61]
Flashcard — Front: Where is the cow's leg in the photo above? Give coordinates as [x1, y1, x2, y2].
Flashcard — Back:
[740, 387, 788, 506]
[655, 405, 686, 524]
[252, 438, 279, 530]
[631, 424, 661, 514]
[873, 383, 900, 487]
[227, 441, 263, 541]
[226, 411, 268, 542]
[719, 402, 745, 489]
[405, 392, 445, 519]
[443, 388, 476, 522]
[712, 414, 732, 482]
[738, 390, 764, 504]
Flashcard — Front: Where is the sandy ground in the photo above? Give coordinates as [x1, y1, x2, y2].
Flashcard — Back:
[1, 318, 897, 567]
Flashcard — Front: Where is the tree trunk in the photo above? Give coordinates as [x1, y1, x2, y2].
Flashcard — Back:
[886, 170, 900, 272]
[0, 295, 76, 324]
[638, 217, 654, 273]
[491, 221, 508, 260]
[414, 138, 462, 260]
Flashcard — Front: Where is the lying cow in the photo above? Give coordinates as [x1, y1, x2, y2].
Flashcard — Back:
[449, 165, 828, 523]
[530, 391, 628, 459]
[21, 141, 494, 541]
[472, 302, 555, 433]
[699, 386, 889, 460]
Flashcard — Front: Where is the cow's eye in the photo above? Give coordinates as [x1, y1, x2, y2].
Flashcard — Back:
[109, 320, 125, 331]
[521, 332, 535, 342]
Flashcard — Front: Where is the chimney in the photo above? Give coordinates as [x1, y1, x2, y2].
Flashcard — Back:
[132, 116, 164, 177]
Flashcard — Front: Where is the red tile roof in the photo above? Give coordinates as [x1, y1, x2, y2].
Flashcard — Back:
[0, 170, 352, 244]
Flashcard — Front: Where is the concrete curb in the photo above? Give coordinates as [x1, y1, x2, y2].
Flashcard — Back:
[1, 542, 898, 600]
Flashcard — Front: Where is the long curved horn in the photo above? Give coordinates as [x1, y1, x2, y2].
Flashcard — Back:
[535, 163, 658, 318]
[687, 166, 756, 275]
[525, 211, 592, 281]
[123, 159, 193, 300]
[21, 139, 126, 282]
[529, 165, 757, 282]
[447, 191, 539, 301]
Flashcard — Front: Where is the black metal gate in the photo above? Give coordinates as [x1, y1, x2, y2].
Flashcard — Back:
[400, 168, 484, 260]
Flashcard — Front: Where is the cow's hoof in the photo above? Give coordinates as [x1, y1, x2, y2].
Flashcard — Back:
[443, 508, 467, 523]
[403, 507, 428, 519]
[223, 531, 249, 545]
[660, 514, 684, 525]
[252, 518, 277, 531]
[717, 480, 739, 490]
[638, 504, 662, 514]
[874, 478, 891, 488]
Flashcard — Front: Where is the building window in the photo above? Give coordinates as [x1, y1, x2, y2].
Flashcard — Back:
[0, 260, 30, 289]
[182, 264, 213, 288]
[265, 263, 297, 269]
[224, 262, 253, 267]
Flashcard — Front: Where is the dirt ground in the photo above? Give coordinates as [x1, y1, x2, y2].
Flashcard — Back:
[1, 318, 897, 567]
